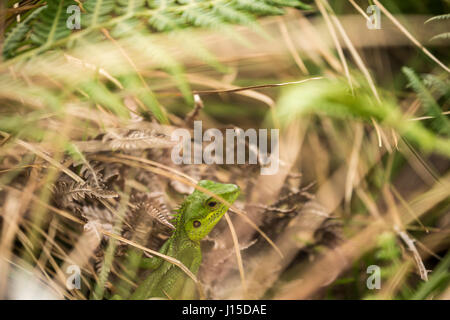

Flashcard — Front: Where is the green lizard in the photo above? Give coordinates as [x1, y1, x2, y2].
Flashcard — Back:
[129, 180, 240, 300]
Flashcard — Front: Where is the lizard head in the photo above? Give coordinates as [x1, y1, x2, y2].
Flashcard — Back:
[183, 180, 240, 242]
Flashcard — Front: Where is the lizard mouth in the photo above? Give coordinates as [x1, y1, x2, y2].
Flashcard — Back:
[185, 183, 240, 242]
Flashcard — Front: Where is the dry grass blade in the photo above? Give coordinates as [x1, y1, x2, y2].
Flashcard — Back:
[315, 0, 353, 91]
[224, 213, 247, 297]
[13, 139, 84, 184]
[98, 228, 204, 299]
[394, 226, 429, 282]
[94, 154, 284, 257]
[1, 1, 449, 301]
[277, 17, 309, 75]
[275, 175, 450, 299]
[373, 0, 450, 73]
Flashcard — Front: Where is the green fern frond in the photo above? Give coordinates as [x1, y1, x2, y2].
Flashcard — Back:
[110, 19, 144, 38]
[213, 3, 256, 25]
[2, 6, 46, 59]
[148, 11, 185, 31]
[266, 0, 313, 10]
[4, 0, 308, 60]
[115, 0, 147, 15]
[430, 32, 450, 42]
[30, 0, 76, 47]
[234, 0, 285, 15]
[403, 67, 450, 136]
[425, 13, 450, 42]
[423, 74, 450, 97]
[82, 0, 116, 27]
[425, 13, 450, 24]
[181, 6, 228, 29]
[2, 0, 310, 125]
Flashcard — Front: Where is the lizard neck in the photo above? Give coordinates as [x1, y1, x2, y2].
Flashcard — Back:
[172, 213, 199, 250]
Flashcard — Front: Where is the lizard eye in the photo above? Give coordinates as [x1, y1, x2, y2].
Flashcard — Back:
[206, 199, 218, 209]
[193, 220, 201, 228]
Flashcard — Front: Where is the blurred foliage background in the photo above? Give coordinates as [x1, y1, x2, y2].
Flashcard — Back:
[0, 0, 449, 300]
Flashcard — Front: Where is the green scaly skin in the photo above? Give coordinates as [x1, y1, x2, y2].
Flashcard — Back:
[129, 180, 240, 300]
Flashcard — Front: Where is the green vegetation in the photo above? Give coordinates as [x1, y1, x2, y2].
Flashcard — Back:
[0, 0, 448, 300]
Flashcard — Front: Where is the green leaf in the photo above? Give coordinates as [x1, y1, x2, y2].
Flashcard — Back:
[2, 6, 46, 59]
[30, 0, 77, 47]
[403, 67, 450, 136]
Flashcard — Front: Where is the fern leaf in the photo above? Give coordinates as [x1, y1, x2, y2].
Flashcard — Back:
[425, 14, 450, 24]
[403, 67, 450, 135]
[181, 6, 227, 29]
[213, 3, 256, 25]
[148, 10, 185, 31]
[5, 0, 307, 60]
[430, 32, 450, 42]
[423, 74, 450, 97]
[82, 0, 116, 27]
[102, 128, 174, 150]
[234, 0, 285, 15]
[115, 0, 146, 15]
[30, 0, 76, 47]
[144, 203, 175, 229]
[2, 6, 46, 59]
[54, 181, 118, 204]
[78, 161, 105, 186]
[267, 0, 312, 9]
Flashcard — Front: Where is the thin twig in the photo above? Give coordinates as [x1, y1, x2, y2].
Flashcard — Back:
[394, 225, 429, 282]
[224, 213, 247, 298]
[191, 77, 324, 95]
[373, 0, 450, 73]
